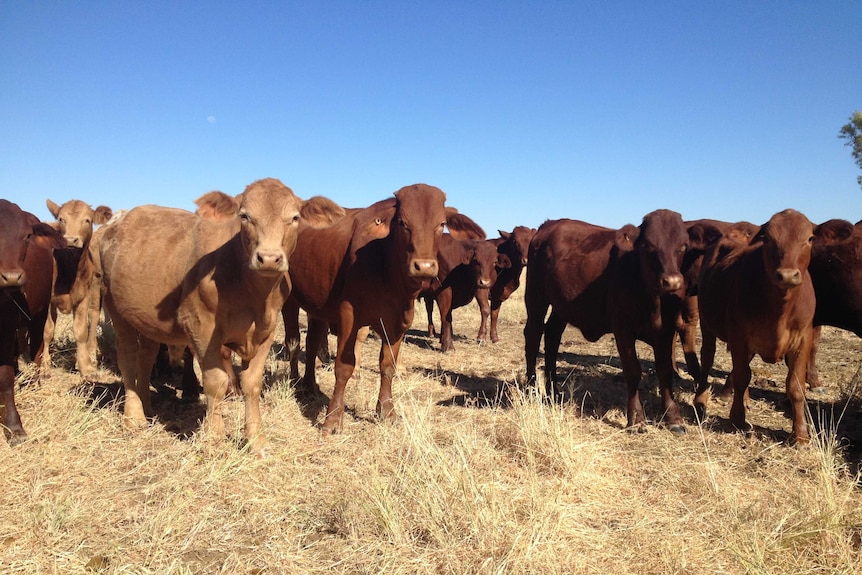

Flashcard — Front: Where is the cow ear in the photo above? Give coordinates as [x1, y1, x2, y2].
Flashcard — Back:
[498, 230, 511, 240]
[359, 206, 394, 240]
[446, 211, 486, 240]
[751, 222, 770, 245]
[300, 196, 345, 226]
[195, 191, 240, 220]
[814, 219, 854, 245]
[687, 222, 723, 250]
[32, 222, 66, 250]
[496, 253, 513, 269]
[46, 199, 61, 219]
[615, 224, 639, 252]
[94, 206, 113, 225]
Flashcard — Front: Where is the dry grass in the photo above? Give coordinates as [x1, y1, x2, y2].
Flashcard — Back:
[2, 283, 861, 574]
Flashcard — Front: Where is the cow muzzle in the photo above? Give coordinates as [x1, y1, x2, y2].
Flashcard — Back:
[659, 273, 684, 293]
[477, 278, 492, 288]
[0, 269, 26, 288]
[409, 258, 439, 278]
[251, 250, 288, 274]
[775, 268, 802, 289]
[64, 236, 84, 248]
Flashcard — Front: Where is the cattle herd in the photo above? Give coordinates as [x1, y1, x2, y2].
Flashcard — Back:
[1, 179, 860, 454]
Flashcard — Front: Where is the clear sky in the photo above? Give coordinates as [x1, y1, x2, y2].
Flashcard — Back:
[2, 1, 860, 232]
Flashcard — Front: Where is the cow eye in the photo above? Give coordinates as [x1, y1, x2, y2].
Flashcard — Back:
[807, 235, 814, 244]
[239, 212, 250, 223]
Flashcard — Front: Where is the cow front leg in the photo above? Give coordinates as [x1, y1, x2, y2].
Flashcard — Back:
[198, 352, 231, 445]
[616, 334, 647, 432]
[376, 336, 402, 424]
[728, 345, 754, 436]
[1, 365, 26, 445]
[72, 299, 96, 378]
[475, 288, 490, 343]
[653, 334, 685, 434]
[321, 326, 359, 436]
[237, 334, 274, 455]
[785, 343, 811, 445]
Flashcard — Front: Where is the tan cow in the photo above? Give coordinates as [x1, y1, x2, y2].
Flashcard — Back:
[99, 178, 306, 454]
[43, 199, 112, 377]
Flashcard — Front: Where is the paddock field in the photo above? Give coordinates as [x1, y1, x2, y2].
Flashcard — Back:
[2, 285, 861, 574]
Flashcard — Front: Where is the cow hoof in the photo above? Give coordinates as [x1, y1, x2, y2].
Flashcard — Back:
[627, 424, 648, 434]
[8, 433, 28, 447]
[668, 423, 687, 435]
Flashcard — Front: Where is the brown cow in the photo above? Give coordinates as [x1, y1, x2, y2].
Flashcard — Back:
[288, 184, 455, 435]
[0, 200, 65, 445]
[675, 219, 759, 381]
[99, 178, 306, 454]
[802, 218, 860, 389]
[422, 234, 501, 352]
[43, 199, 112, 377]
[694, 209, 822, 444]
[524, 210, 691, 434]
[478, 226, 536, 344]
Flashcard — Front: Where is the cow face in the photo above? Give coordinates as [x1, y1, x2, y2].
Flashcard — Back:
[0, 200, 65, 288]
[392, 184, 448, 279]
[471, 240, 500, 289]
[631, 209, 688, 296]
[47, 199, 112, 248]
[755, 209, 816, 290]
[238, 178, 303, 276]
[499, 226, 536, 266]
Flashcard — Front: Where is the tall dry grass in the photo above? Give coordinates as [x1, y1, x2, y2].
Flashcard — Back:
[1, 283, 861, 574]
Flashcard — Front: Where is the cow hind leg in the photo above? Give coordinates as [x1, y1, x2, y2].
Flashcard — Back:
[542, 311, 567, 399]
[112, 315, 155, 427]
[693, 331, 718, 421]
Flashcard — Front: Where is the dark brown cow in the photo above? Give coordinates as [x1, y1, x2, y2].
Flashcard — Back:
[288, 184, 455, 435]
[0, 200, 65, 445]
[675, 219, 759, 381]
[478, 226, 536, 344]
[422, 234, 500, 352]
[524, 210, 690, 434]
[694, 209, 821, 444]
[99, 178, 306, 454]
[805, 219, 861, 389]
[43, 199, 112, 377]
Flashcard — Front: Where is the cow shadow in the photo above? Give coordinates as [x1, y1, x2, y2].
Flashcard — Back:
[70, 371, 208, 441]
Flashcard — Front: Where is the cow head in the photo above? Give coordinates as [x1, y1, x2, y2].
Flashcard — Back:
[46, 199, 112, 249]
[619, 209, 688, 296]
[237, 178, 304, 276]
[498, 226, 536, 266]
[754, 209, 816, 290]
[0, 200, 65, 288]
[471, 240, 501, 289]
[390, 184, 449, 279]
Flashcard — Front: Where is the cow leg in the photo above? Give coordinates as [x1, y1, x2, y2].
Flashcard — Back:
[615, 333, 647, 432]
[281, 299, 302, 382]
[653, 332, 685, 434]
[236, 334, 273, 455]
[376, 335, 402, 424]
[297, 317, 328, 399]
[424, 295, 436, 338]
[85, 279, 102, 369]
[27, 307, 49, 371]
[523, 294, 549, 386]
[110, 312, 156, 427]
[678, 295, 702, 381]
[785, 342, 811, 445]
[198, 348, 231, 445]
[1, 364, 26, 445]
[181, 347, 201, 402]
[41, 304, 58, 370]
[72, 299, 95, 378]
[693, 330, 718, 421]
[475, 288, 490, 343]
[542, 311, 567, 399]
[321, 318, 360, 436]
[806, 325, 822, 390]
[436, 288, 455, 352]
[727, 344, 754, 436]
[489, 300, 502, 343]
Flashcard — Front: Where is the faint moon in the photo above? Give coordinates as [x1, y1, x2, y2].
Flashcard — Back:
[207, 116, 216, 123]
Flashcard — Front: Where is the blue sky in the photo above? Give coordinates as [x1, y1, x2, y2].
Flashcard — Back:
[2, 1, 860, 232]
